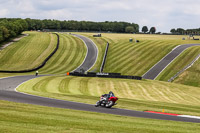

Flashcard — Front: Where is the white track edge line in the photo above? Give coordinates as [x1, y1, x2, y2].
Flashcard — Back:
[178, 115, 200, 120]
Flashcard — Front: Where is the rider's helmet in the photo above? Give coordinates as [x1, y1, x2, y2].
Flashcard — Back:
[109, 91, 113, 97]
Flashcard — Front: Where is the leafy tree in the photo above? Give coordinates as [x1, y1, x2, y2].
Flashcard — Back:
[125, 26, 134, 33]
[177, 28, 185, 35]
[142, 26, 148, 33]
[0, 29, 3, 42]
[0, 18, 29, 42]
[1, 26, 10, 39]
[170, 28, 176, 34]
[150, 27, 156, 34]
[0, 18, 140, 43]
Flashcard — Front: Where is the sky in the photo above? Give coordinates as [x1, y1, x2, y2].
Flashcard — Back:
[0, 0, 200, 33]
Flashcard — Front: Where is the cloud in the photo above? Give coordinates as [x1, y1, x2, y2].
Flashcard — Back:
[0, 9, 9, 17]
[0, 0, 200, 32]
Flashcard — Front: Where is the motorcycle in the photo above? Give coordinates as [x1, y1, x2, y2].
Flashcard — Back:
[95, 92, 118, 108]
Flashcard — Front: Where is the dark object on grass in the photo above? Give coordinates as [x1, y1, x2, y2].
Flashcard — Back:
[93, 34, 101, 37]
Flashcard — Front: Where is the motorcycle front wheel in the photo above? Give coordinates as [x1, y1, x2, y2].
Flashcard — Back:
[95, 101, 100, 107]
[105, 101, 114, 108]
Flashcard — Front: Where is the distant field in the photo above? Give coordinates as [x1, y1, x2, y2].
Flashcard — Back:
[1, 100, 199, 133]
[0, 31, 57, 71]
[78, 33, 200, 81]
[17, 75, 200, 116]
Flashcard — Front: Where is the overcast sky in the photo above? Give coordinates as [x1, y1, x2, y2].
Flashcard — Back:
[0, 0, 200, 32]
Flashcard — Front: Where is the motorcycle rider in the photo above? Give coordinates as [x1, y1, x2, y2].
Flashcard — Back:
[100, 91, 114, 103]
[95, 91, 117, 107]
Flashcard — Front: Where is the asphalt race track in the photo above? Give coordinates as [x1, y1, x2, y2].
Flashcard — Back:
[0, 76, 200, 123]
[0, 36, 200, 123]
[72, 34, 98, 72]
[143, 44, 200, 80]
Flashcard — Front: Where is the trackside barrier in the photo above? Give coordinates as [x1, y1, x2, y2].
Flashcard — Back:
[0, 33, 60, 73]
[69, 72, 142, 80]
[100, 42, 109, 72]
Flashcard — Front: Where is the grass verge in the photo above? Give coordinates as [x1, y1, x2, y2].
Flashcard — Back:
[0, 100, 200, 133]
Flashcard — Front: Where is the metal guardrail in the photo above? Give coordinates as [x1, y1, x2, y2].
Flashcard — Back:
[168, 54, 200, 82]
[100, 42, 109, 73]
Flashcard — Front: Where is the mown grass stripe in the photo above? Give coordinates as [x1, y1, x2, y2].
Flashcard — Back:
[105, 41, 167, 74]
[68, 77, 83, 95]
[38, 33, 86, 74]
[0, 32, 55, 70]
[110, 43, 161, 73]
[48, 35, 77, 73]
[40, 34, 74, 73]
[40, 34, 72, 73]
[32, 77, 54, 93]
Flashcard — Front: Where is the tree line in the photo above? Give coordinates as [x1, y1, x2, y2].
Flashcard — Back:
[25, 18, 139, 33]
[0, 18, 28, 43]
[170, 28, 200, 35]
[0, 18, 139, 43]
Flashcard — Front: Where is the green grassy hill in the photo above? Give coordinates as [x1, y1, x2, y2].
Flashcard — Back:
[173, 55, 200, 87]
[156, 46, 200, 82]
[38, 33, 87, 74]
[78, 33, 200, 84]
[0, 32, 87, 77]
[17, 75, 200, 116]
[0, 31, 57, 71]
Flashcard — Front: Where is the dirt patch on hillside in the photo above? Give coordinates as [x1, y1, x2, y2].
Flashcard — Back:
[0, 34, 29, 50]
